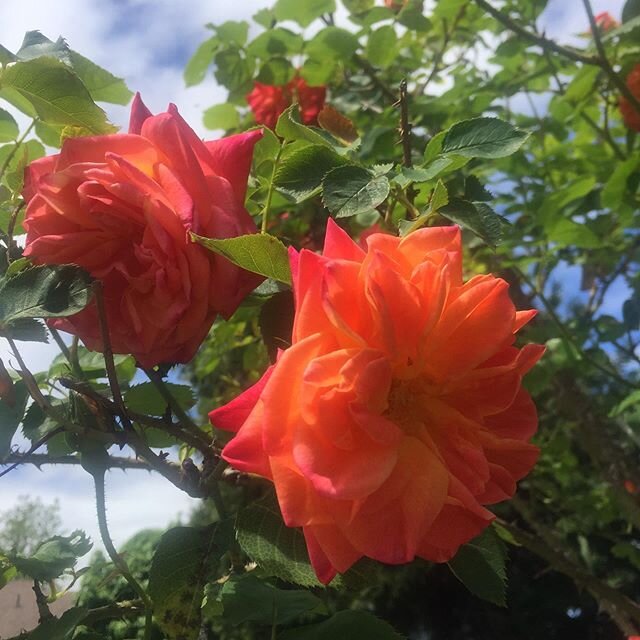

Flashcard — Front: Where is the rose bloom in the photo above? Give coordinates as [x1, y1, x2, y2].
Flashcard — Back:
[247, 76, 326, 129]
[211, 219, 544, 584]
[619, 64, 640, 132]
[23, 94, 262, 367]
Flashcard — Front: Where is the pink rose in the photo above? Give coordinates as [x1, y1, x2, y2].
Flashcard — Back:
[23, 94, 263, 367]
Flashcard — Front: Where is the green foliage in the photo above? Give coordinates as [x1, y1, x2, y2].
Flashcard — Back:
[441, 117, 530, 159]
[236, 493, 325, 588]
[192, 233, 291, 285]
[322, 165, 390, 218]
[0, 58, 115, 133]
[10, 530, 92, 581]
[278, 610, 406, 639]
[148, 524, 229, 640]
[124, 383, 195, 417]
[218, 574, 323, 625]
[448, 527, 508, 607]
[0, 265, 93, 331]
[274, 144, 348, 202]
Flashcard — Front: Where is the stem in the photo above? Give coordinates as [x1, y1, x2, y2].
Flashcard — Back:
[32, 581, 53, 623]
[582, 0, 640, 114]
[514, 267, 637, 390]
[473, 0, 599, 65]
[497, 518, 640, 634]
[6, 336, 53, 413]
[93, 281, 133, 431]
[352, 54, 397, 102]
[262, 144, 284, 234]
[1, 452, 154, 470]
[92, 468, 154, 637]
[0, 120, 37, 183]
[0, 425, 65, 479]
[49, 327, 85, 380]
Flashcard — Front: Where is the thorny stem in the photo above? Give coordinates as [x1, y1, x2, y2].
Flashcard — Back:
[143, 365, 199, 431]
[0, 425, 65, 479]
[32, 581, 53, 623]
[93, 469, 154, 639]
[93, 281, 133, 431]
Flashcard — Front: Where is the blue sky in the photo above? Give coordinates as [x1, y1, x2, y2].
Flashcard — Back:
[0, 0, 628, 553]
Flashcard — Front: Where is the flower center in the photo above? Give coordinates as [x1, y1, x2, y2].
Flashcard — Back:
[385, 377, 432, 437]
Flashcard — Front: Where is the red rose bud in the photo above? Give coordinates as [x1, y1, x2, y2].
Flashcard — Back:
[594, 12, 619, 31]
[0, 358, 16, 408]
[619, 64, 640, 132]
[23, 94, 263, 367]
[247, 76, 326, 129]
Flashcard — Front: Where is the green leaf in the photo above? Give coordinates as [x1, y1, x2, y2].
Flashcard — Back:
[215, 21, 249, 46]
[4, 318, 48, 342]
[546, 219, 601, 249]
[602, 153, 640, 209]
[441, 117, 530, 158]
[398, 6, 431, 30]
[235, 492, 326, 587]
[439, 199, 504, 247]
[220, 574, 323, 625]
[273, 0, 337, 26]
[11, 530, 92, 581]
[274, 144, 349, 202]
[367, 26, 397, 68]
[306, 27, 360, 60]
[67, 51, 132, 105]
[564, 66, 600, 103]
[203, 103, 240, 130]
[256, 57, 295, 86]
[26, 607, 89, 640]
[0, 265, 93, 327]
[610, 389, 640, 416]
[184, 36, 219, 86]
[275, 105, 334, 148]
[124, 382, 195, 416]
[247, 29, 304, 58]
[213, 48, 253, 92]
[322, 165, 390, 218]
[148, 524, 230, 640]
[192, 233, 291, 285]
[0, 380, 28, 460]
[430, 179, 449, 211]
[16, 31, 70, 63]
[0, 555, 17, 589]
[279, 610, 405, 640]
[464, 175, 493, 202]
[229, 492, 378, 590]
[0, 108, 18, 142]
[0, 58, 114, 133]
[448, 527, 507, 607]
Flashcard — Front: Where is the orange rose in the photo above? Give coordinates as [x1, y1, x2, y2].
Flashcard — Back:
[211, 220, 544, 583]
[23, 94, 263, 367]
[247, 77, 326, 129]
[619, 64, 640, 132]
